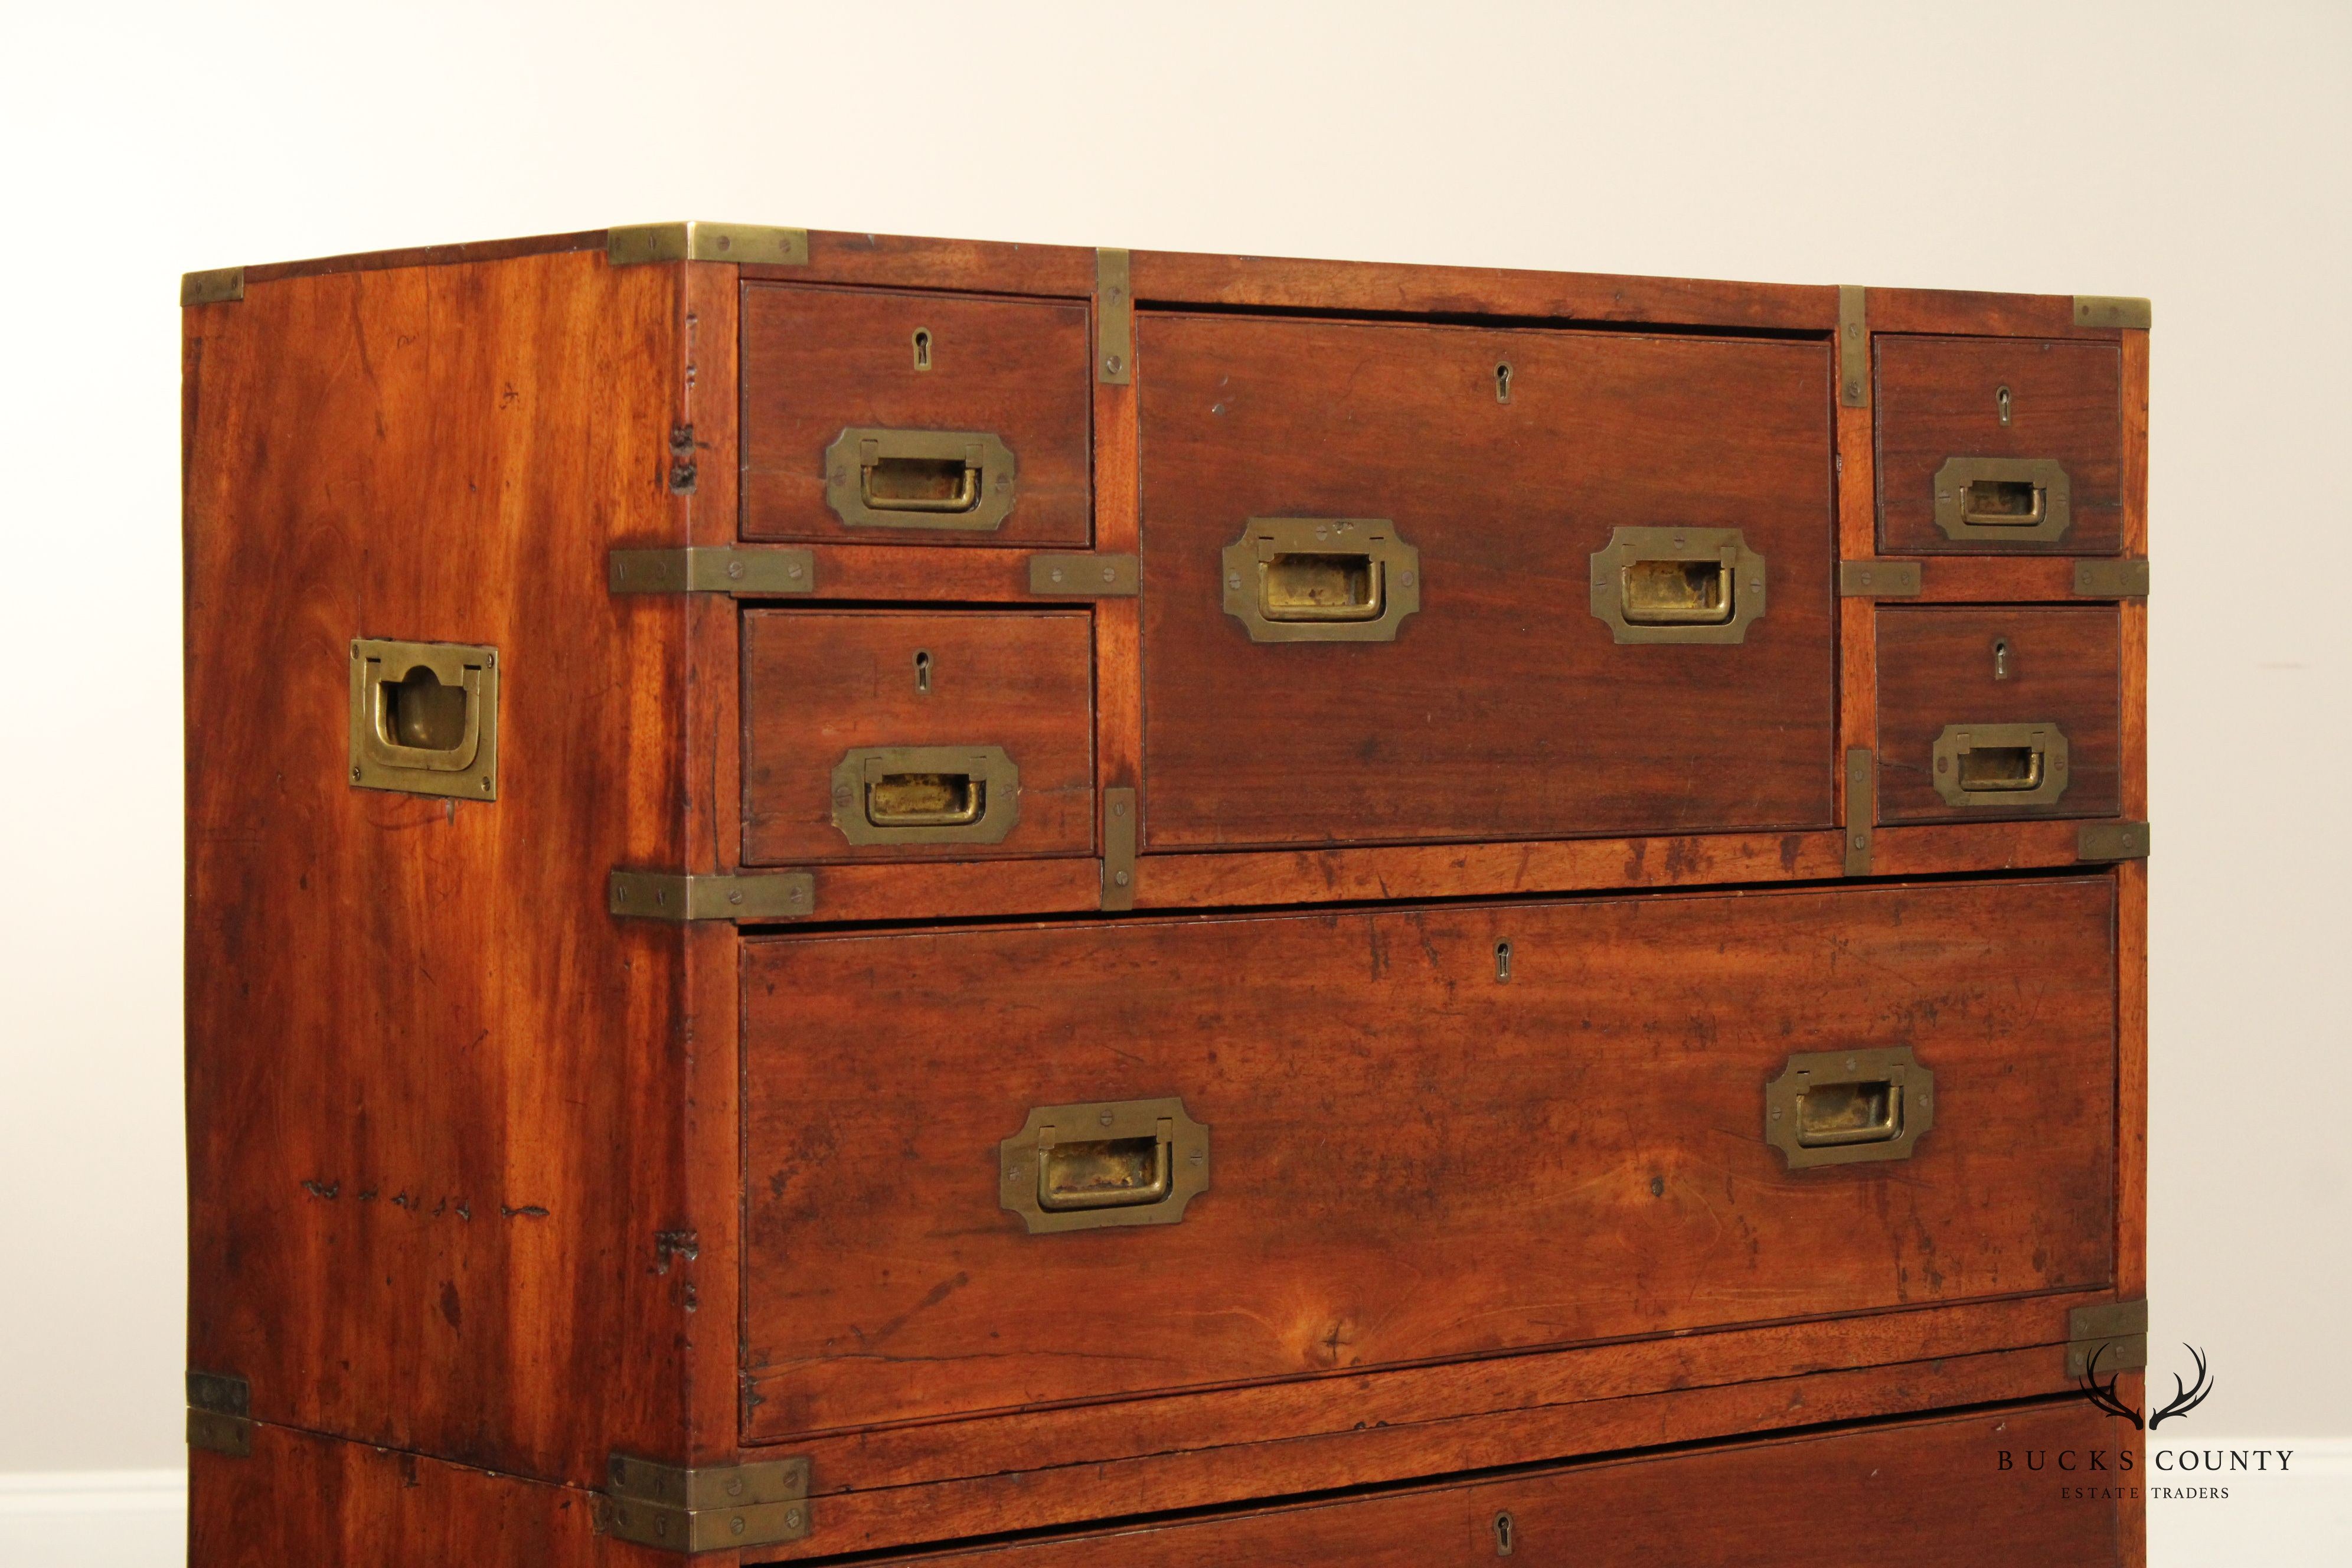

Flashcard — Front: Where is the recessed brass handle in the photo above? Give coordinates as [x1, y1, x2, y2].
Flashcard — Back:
[1000, 1098, 1210, 1234]
[830, 746, 1021, 845]
[1765, 1047, 1935, 1169]
[822, 427, 1018, 532]
[1930, 721, 2071, 808]
[1588, 527, 1766, 644]
[348, 638, 499, 801]
[1932, 458, 2072, 543]
[1221, 518, 1421, 643]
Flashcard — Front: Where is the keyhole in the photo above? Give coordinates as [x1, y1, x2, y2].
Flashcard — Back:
[1992, 638, 2010, 681]
[1495, 941, 1512, 982]
[1997, 384, 2013, 426]
[912, 328, 933, 370]
[1494, 1511, 1515, 1556]
[914, 649, 932, 693]
[1495, 362, 1513, 403]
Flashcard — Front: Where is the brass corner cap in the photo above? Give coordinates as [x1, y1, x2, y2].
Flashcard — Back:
[2075, 295, 2152, 330]
[181, 266, 245, 307]
[605, 222, 808, 267]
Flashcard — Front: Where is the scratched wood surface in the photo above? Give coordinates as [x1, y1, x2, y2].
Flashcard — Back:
[740, 878, 2116, 1439]
[1136, 312, 1838, 850]
[868, 1400, 2122, 1567]
[183, 249, 701, 1488]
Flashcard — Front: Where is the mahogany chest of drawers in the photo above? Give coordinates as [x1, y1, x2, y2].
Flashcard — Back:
[181, 224, 2150, 1566]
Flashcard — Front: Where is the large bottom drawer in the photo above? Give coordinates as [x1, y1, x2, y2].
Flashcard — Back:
[877, 1401, 2128, 1566]
[742, 876, 2118, 1440]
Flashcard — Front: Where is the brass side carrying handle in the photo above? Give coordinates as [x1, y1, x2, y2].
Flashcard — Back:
[348, 638, 499, 801]
[1932, 457, 2073, 543]
[1930, 721, 2071, 808]
[1588, 527, 1766, 644]
[1000, 1098, 1210, 1234]
[1221, 518, 1421, 643]
[830, 746, 1020, 845]
[822, 427, 1017, 532]
[1765, 1047, 1935, 1169]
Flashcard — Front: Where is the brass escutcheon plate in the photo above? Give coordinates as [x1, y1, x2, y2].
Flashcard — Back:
[1588, 526, 1766, 644]
[1930, 721, 2072, 809]
[348, 638, 499, 801]
[1000, 1097, 1210, 1234]
[1765, 1046, 1936, 1170]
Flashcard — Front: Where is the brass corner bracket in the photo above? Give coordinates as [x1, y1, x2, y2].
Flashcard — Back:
[187, 1369, 251, 1458]
[181, 267, 246, 307]
[2074, 296, 2152, 331]
[2067, 1298, 2150, 1379]
[1837, 285, 1869, 408]
[609, 870, 816, 922]
[604, 1453, 812, 1553]
[605, 223, 809, 267]
[2077, 821, 2151, 862]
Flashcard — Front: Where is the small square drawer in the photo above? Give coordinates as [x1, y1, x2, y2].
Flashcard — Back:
[741, 609, 1095, 864]
[740, 283, 1093, 547]
[1874, 605, 2121, 824]
[1874, 335, 2124, 556]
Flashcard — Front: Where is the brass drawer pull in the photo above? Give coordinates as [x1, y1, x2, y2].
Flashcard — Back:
[1588, 527, 1766, 644]
[1000, 1098, 1210, 1234]
[1221, 518, 1421, 642]
[348, 638, 499, 801]
[823, 427, 1018, 532]
[1930, 721, 2071, 808]
[830, 746, 1021, 845]
[1932, 457, 2072, 543]
[1765, 1047, 1935, 1169]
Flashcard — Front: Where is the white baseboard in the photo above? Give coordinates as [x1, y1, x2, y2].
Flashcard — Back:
[0, 1471, 185, 1568]
[0, 1445, 2344, 1566]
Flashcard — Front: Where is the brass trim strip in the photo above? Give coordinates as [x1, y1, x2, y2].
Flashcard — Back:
[1102, 787, 1138, 911]
[605, 222, 809, 267]
[2075, 295, 2152, 331]
[2073, 557, 2150, 598]
[1844, 749, 1875, 877]
[1838, 285, 1869, 408]
[605, 1454, 812, 1553]
[2077, 821, 2151, 862]
[1029, 553, 1140, 596]
[1839, 560, 1922, 597]
[1097, 247, 1133, 384]
[181, 267, 245, 306]
[607, 871, 815, 922]
[2066, 1298, 2151, 1379]
[608, 547, 815, 595]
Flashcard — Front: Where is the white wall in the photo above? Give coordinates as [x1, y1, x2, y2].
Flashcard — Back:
[0, 0, 2344, 1544]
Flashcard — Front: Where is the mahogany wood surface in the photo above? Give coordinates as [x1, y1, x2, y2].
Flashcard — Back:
[739, 282, 1092, 545]
[1874, 605, 2123, 824]
[184, 250, 706, 1487]
[740, 878, 2115, 1439]
[739, 609, 1096, 864]
[1875, 335, 2125, 556]
[188, 1423, 648, 1568]
[1135, 312, 1837, 850]
[870, 1400, 2124, 1568]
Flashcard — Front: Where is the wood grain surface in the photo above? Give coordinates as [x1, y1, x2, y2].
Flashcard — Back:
[1136, 312, 1837, 850]
[741, 878, 2115, 1439]
[867, 1400, 2124, 1567]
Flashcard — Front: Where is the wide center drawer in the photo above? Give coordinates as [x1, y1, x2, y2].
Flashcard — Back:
[1134, 313, 1837, 850]
[741, 876, 2116, 1440]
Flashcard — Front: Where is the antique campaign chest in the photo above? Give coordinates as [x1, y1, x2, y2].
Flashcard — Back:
[181, 226, 2150, 1565]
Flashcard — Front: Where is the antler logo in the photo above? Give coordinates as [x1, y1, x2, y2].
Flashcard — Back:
[2078, 1341, 2214, 1430]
